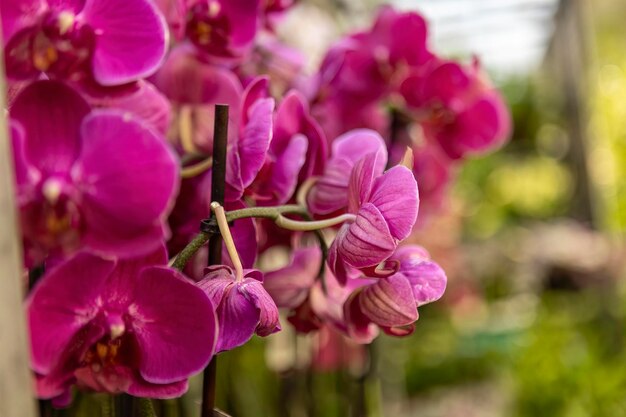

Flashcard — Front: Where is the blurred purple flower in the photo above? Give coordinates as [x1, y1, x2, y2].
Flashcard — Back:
[225, 76, 275, 202]
[264, 246, 321, 309]
[247, 91, 327, 205]
[80, 79, 172, 136]
[152, 46, 243, 154]
[2, 0, 168, 85]
[11, 80, 179, 263]
[310, 5, 434, 139]
[29, 248, 217, 399]
[400, 59, 512, 159]
[308, 129, 387, 216]
[185, 0, 260, 61]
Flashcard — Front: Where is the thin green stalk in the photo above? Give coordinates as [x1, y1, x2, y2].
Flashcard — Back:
[275, 213, 356, 231]
[170, 204, 352, 272]
[224, 205, 307, 222]
[136, 398, 157, 417]
[171, 231, 210, 270]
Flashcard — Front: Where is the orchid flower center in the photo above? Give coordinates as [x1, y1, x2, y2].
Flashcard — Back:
[22, 176, 81, 251]
[84, 338, 123, 371]
[77, 332, 140, 393]
[6, 10, 95, 80]
[186, 1, 232, 55]
[427, 101, 456, 126]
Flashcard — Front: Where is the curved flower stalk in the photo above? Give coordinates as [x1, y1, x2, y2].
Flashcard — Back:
[1, 0, 168, 85]
[152, 46, 243, 154]
[28, 247, 217, 400]
[10, 80, 179, 264]
[167, 173, 258, 279]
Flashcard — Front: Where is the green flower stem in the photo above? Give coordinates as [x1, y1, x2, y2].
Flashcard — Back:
[226, 206, 355, 231]
[275, 213, 356, 231]
[136, 398, 157, 417]
[171, 205, 354, 271]
[224, 204, 308, 222]
[171, 231, 210, 271]
[181, 156, 213, 178]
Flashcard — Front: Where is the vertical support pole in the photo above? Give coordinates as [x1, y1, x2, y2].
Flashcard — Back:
[201, 104, 229, 417]
[553, 0, 595, 226]
[0, 35, 38, 417]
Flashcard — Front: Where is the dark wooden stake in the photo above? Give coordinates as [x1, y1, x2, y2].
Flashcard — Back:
[201, 104, 229, 417]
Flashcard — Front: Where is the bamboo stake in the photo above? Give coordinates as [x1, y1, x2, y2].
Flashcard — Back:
[0, 38, 38, 417]
[201, 104, 229, 417]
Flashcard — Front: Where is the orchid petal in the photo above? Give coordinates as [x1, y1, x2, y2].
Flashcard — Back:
[83, 0, 168, 85]
[339, 203, 396, 268]
[309, 129, 386, 215]
[368, 165, 419, 240]
[347, 150, 385, 214]
[264, 247, 321, 308]
[0, 0, 44, 42]
[132, 266, 216, 384]
[127, 378, 188, 398]
[27, 253, 115, 373]
[343, 291, 379, 344]
[358, 273, 417, 327]
[239, 97, 274, 188]
[74, 110, 179, 257]
[10, 80, 90, 174]
[240, 279, 280, 336]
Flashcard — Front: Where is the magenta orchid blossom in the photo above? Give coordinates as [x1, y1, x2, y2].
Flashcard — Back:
[327, 150, 419, 284]
[28, 247, 217, 399]
[185, 0, 260, 61]
[308, 129, 387, 216]
[10, 80, 179, 264]
[2, 0, 168, 85]
[198, 265, 280, 352]
[196, 201, 279, 353]
[245, 90, 327, 205]
[264, 246, 322, 309]
[344, 245, 447, 343]
[400, 58, 512, 160]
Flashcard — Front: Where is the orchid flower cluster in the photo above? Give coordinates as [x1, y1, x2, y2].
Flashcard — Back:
[3, 0, 510, 404]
